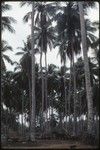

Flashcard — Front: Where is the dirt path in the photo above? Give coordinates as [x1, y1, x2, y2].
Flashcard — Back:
[2, 140, 98, 149]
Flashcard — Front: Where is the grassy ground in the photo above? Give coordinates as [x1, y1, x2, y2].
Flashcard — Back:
[2, 140, 99, 149]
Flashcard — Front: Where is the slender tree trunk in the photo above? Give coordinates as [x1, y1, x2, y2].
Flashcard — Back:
[79, 92, 82, 133]
[24, 113, 27, 138]
[59, 112, 63, 128]
[40, 47, 45, 133]
[21, 114, 23, 136]
[51, 94, 53, 116]
[50, 93, 53, 133]
[30, 2, 36, 141]
[45, 52, 48, 133]
[68, 61, 72, 116]
[78, 2, 94, 135]
[40, 4, 45, 125]
[5, 107, 9, 141]
[63, 63, 67, 130]
[39, 107, 42, 131]
[71, 43, 77, 136]
[9, 99, 12, 129]
[67, 60, 72, 134]
[21, 92, 24, 137]
[28, 77, 32, 140]
[48, 94, 51, 133]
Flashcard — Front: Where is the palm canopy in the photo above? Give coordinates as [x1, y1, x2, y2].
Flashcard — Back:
[34, 24, 56, 53]
[1, 2, 16, 33]
[54, 2, 97, 62]
[54, 2, 81, 62]
[16, 37, 39, 76]
[20, 2, 57, 54]
[20, 2, 58, 23]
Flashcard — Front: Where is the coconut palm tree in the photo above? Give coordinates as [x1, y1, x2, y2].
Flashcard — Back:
[78, 2, 94, 135]
[54, 2, 82, 135]
[16, 39, 33, 110]
[74, 55, 99, 134]
[34, 3, 56, 133]
[15, 36, 39, 140]
[20, 2, 41, 140]
[20, 2, 57, 135]
[30, 2, 35, 141]
[55, 1, 97, 136]
[22, 2, 56, 134]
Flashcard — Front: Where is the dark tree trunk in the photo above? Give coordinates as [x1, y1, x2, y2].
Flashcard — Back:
[78, 2, 94, 135]
[30, 2, 36, 141]
[71, 43, 77, 136]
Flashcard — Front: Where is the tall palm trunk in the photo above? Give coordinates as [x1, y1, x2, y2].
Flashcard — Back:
[27, 73, 32, 140]
[21, 92, 24, 136]
[68, 61, 72, 117]
[64, 62, 67, 130]
[40, 42, 45, 133]
[51, 95, 53, 116]
[67, 60, 72, 134]
[79, 92, 82, 133]
[28, 77, 32, 139]
[30, 2, 36, 141]
[24, 113, 27, 137]
[9, 99, 12, 129]
[39, 107, 43, 131]
[48, 96, 51, 132]
[59, 112, 63, 128]
[5, 107, 9, 141]
[72, 48, 77, 136]
[78, 2, 93, 135]
[44, 52, 48, 133]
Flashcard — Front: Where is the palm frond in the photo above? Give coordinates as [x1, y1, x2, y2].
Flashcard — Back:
[92, 21, 99, 29]
[17, 44, 29, 52]
[2, 23, 15, 33]
[20, 1, 32, 7]
[2, 46, 13, 52]
[14, 66, 21, 72]
[87, 32, 98, 43]
[2, 16, 16, 33]
[1, 40, 13, 52]
[23, 12, 31, 23]
[2, 16, 16, 23]
[3, 54, 13, 65]
[2, 3, 12, 12]
[15, 52, 24, 55]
